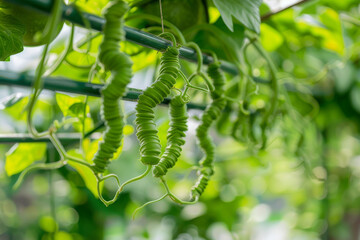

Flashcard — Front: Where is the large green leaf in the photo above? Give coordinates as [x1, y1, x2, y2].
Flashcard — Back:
[0, 93, 25, 110]
[73, 0, 109, 16]
[5, 143, 46, 176]
[68, 102, 89, 118]
[67, 149, 100, 198]
[55, 93, 83, 117]
[0, 12, 25, 61]
[212, 0, 262, 33]
[188, 20, 245, 62]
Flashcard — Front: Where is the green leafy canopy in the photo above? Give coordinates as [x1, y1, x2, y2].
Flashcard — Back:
[212, 0, 262, 33]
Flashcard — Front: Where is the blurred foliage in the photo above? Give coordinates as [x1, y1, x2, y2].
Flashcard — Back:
[5, 143, 46, 176]
[0, 0, 360, 240]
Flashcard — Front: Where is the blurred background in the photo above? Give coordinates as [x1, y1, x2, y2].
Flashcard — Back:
[0, 0, 360, 239]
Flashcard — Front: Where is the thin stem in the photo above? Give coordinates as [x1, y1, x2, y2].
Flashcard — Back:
[66, 155, 92, 167]
[47, 147, 57, 240]
[13, 160, 66, 190]
[261, 0, 311, 21]
[48, 132, 67, 158]
[80, 95, 88, 156]
[183, 24, 239, 63]
[73, 32, 101, 53]
[118, 165, 152, 192]
[27, 0, 63, 138]
[81, 60, 99, 151]
[127, 48, 145, 57]
[143, 26, 179, 46]
[243, 37, 258, 76]
[159, 32, 177, 46]
[64, 59, 94, 69]
[181, 71, 212, 97]
[198, 72, 215, 92]
[97, 174, 121, 206]
[160, 177, 198, 205]
[132, 194, 168, 219]
[126, 14, 185, 44]
[159, 0, 164, 33]
[224, 96, 250, 115]
[44, 24, 75, 76]
[251, 40, 278, 149]
[74, 3, 94, 54]
[185, 42, 203, 71]
[84, 121, 105, 138]
[202, 49, 218, 63]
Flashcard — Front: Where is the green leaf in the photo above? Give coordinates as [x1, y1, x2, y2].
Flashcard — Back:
[74, 0, 109, 16]
[72, 117, 94, 133]
[189, 20, 244, 62]
[67, 149, 100, 198]
[56, 93, 93, 132]
[82, 137, 123, 162]
[56, 93, 82, 117]
[3, 96, 28, 121]
[131, 50, 157, 72]
[212, 0, 262, 33]
[0, 12, 25, 61]
[260, 23, 284, 52]
[5, 143, 46, 176]
[259, 2, 270, 16]
[4, 97, 53, 123]
[299, 0, 320, 15]
[65, 51, 96, 68]
[208, 5, 221, 24]
[0, 93, 25, 110]
[52, 61, 91, 82]
[69, 102, 87, 118]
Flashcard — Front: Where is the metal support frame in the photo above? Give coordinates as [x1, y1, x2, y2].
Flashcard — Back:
[0, 133, 88, 143]
[5, 0, 240, 75]
[0, 0, 320, 143]
[0, 71, 207, 110]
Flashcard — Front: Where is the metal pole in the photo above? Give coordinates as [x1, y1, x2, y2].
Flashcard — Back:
[0, 70, 207, 110]
[5, 0, 241, 76]
[0, 133, 89, 143]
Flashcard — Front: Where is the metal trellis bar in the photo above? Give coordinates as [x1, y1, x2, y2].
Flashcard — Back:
[5, 0, 242, 76]
[0, 133, 93, 143]
[0, 0, 325, 143]
[0, 70, 207, 111]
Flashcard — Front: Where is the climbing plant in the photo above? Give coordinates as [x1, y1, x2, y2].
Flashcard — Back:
[0, 0, 360, 239]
